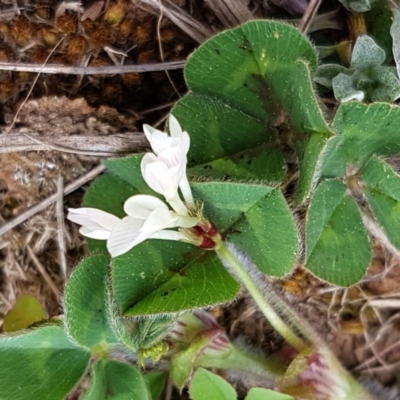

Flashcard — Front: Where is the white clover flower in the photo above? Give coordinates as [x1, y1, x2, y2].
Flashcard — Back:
[143, 114, 194, 209]
[68, 115, 220, 258]
[107, 195, 199, 257]
[143, 114, 190, 158]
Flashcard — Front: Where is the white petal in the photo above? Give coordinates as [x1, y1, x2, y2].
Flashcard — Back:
[141, 207, 179, 232]
[107, 216, 150, 257]
[168, 115, 190, 155]
[80, 226, 111, 240]
[141, 153, 183, 199]
[168, 114, 183, 137]
[67, 208, 120, 237]
[124, 194, 168, 219]
[143, 124, 170, 155]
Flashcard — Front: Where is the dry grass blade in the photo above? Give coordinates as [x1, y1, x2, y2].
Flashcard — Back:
[203, 0, 254, 27]
[135, 0, 213, 43]
[0, 164, 106, 238]
[0, 60, 186, 75]
[56, 176, 67, 279]
[27, 245, 62, 299]
[298, 0, 321, 33]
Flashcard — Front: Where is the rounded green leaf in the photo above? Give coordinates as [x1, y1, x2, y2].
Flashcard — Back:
[144, 372, 167, 400]
[245, 388, 294, 400]
[189, 369, 236, 400]
[202, 186, 299, 277]
[306, 180, 371, 286]
[64, 255, 119, 348]
[361, 157, 400, 249]
[3, 295, 46, 333]
[0, 325, 90, 400]
[172, 20, 331, 200]
[82, 360, 151, 400]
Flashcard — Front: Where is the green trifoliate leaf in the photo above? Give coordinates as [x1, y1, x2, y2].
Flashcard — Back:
[0, 325, 90, 400]
[82, 360, 151, 400]
[361, 157, 400, 249]
[189, 369, 236, 400]
[3, 295, 46, 333]
[338, 0, 371, 12]
[64, 254, 119, 349]
[306, 180, 371, 286]
[245, 388, 294, 400]
[173, 20, 331, 202]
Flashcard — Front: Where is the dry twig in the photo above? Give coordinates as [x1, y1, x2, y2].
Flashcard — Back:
[298, 0, 321, 33]
[0, 60, 186, 75]
[0, 134, 147, 155]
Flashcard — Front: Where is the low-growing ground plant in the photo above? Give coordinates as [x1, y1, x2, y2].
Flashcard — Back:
[3, 13, 400, 400]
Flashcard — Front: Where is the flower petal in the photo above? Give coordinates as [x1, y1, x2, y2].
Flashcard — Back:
[141, 153, 183, 199]
[141, 207, 179, 232]
[124, 194, 169, 219]
[168, 114, 190, 155]
[67, 208, 120, 239]
[143, 124, 171, 155]
[107, 216, 148, 257]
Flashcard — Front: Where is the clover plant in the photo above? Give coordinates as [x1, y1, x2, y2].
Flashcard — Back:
[2, 17, 400, 399]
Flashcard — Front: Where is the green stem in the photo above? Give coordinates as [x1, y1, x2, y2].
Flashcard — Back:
[195, 342, 286, 380]
[216, 242, 307, 352]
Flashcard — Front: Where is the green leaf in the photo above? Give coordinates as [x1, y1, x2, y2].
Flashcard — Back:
[361, 157, 400, 249]
[3, 295, 46, 333]
[104, 155, 158, 196]
[144, 372, 167, 400]
[366, 0, 393, 62]
[109, 300, 174, 351]
[319, 102, 400, 179]
[189, 369, 236, 400]
[64, 255, 119, 349]
[112, 180, 297, 317]
[114, 244, 237, 317]
[0, 324, 90, 400]
[173, 20, 331, 199]
[245, 388, 294, 400]
[219, 188, 298, 277]
[306, 180, 371, 285]
[188, 146, 286, 185]
[82, 359, 151, 400]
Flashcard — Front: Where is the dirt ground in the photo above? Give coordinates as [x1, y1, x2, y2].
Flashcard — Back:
[1, 1, 400, 398]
